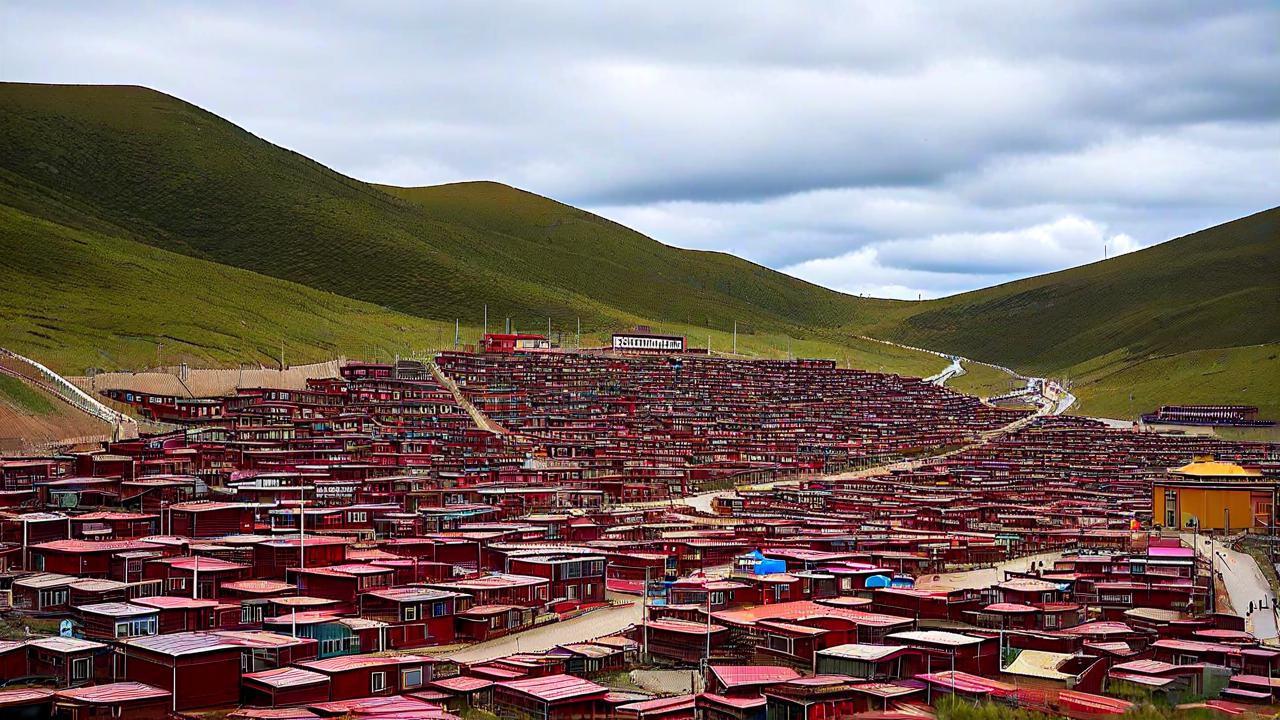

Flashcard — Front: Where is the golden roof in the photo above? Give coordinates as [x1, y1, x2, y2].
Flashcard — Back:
[1170, 460, 1261, 478]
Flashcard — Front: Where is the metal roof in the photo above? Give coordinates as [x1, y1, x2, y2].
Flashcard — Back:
[497, 673, 608, 702]
[243, 667, 330, 688]
[54, 682, 169, 704]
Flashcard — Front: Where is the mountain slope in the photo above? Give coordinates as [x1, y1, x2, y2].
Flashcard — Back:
[866, 208, 1280, 416]
[0, 82, 891, 339]
[871, 208, 1279, 373]
[0, 196, 462, 372]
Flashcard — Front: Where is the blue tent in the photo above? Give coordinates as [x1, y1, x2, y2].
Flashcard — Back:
[865, 574, 893, 589]
[736, 549, 787, 575]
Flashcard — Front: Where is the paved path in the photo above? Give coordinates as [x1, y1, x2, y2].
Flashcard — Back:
[914, 550, 1071, 591]
[925, 357, 965, 387]
[443, 595, 642, 663]
[1186, 534, 1278, 640]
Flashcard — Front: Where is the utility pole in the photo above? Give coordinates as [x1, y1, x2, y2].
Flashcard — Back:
[547, 317, 551, 338]
[192, 551, 199, 600]
[454, 320, 460, 350]
[732, 322, 737, 355]
[280, 339, 285, 371]
[299, 499, 307, 570]
[483, 305, 488, 335]
[505, 318, 510, 334]
[576, 317, 581, 349]
[642, 566, 650, 662]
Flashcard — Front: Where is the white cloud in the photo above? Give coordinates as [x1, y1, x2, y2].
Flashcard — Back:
[782, 216, 1145, 299]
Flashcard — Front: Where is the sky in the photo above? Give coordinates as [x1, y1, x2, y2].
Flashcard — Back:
[3, 1, 1277, 299]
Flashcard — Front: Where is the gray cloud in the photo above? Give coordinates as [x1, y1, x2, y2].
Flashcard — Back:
[2, 0, 1277, 299]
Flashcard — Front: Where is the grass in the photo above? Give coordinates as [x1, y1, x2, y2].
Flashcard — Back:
[0, 201, 463, 373]
[859, 207, 1280, 418]
[1215, 425, 1280, 443]
[1065, 343, 1280, 419]
[950, 361, 1025, 398]
[0, 373, 56, 414]
[0, 81, 1275, 418]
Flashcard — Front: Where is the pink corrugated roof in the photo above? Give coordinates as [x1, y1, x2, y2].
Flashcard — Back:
[498, 673, 608, 702]
[711, 664, 800, 688]
[617, 694, 695, 712]
[244, 667, 330, 688]
[55, 682, 169, 704]
[0, 688, 54, 707]
[699, 692, 766, 709]
[298, 653, 435, 672]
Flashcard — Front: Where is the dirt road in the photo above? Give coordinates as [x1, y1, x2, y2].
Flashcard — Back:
[444, 595, 642, 663]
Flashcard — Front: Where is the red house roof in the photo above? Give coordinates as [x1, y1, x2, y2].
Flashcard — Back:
[55, 682, 170, 704]
[498, 674, 608, 702]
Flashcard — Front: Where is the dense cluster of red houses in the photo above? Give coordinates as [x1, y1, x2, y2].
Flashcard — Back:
[0, 350, 1277, 719]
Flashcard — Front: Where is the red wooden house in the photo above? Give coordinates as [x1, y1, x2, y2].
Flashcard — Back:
[29, 539, 161, 579]
[426, 572, 550, 608]
[73, 602, 159, 641]
[508, 553, 606, 607]
[289, 563, 395, 604]
[133, 594, 238, 633]
[241, 666, 332, 707]
[115, 631, 317, 711]
[251, 536, 349, 578]
[25, 636, 111, 687]
[144, 555, 250, 599]
[167, 501, 257, 538]
[493, 673, 609, 720]
[293, 653, 439, 700]
[52, 682, 171, 720]
[358, 586, 465, 647]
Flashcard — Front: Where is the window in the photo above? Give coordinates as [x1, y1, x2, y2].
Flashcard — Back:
[403, 605, 418, 622]
[113, 618, 155, 638]
[768, 634, 793, 654]
[370, 671, 387, 692]
[242, 603, 264, 623]
[566, 585, 579, 600]
[71, 657, 90, 681]
[402, 667, 423, 688]
[38, 588, 67, 608]
[431, 601, 448, 617]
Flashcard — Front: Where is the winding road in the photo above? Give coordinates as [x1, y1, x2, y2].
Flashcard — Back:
[1185, 534, 1278, 641]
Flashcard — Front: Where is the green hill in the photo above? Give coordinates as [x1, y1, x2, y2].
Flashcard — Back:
[864, 208, 1280, 417]
[0, 82, 892, 337]
[0, 82, 1274, 417]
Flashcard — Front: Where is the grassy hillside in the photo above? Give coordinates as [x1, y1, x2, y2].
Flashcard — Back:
[869, 208, 1279, 373]
[0, 82, 893, 339]
[0, 198, 464, 372]
[863, 208, 1280, 416]
[0, 169, 943, 378]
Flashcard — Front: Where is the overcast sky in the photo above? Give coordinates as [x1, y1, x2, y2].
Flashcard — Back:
[4, 2, 1277, 299]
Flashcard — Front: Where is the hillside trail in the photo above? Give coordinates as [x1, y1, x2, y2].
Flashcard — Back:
[429, 359, 508, 435]
[1, 348, 138, 442]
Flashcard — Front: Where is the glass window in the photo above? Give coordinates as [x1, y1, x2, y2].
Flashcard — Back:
[402, 667, 423, 688]
[371, 671, 387, 692]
